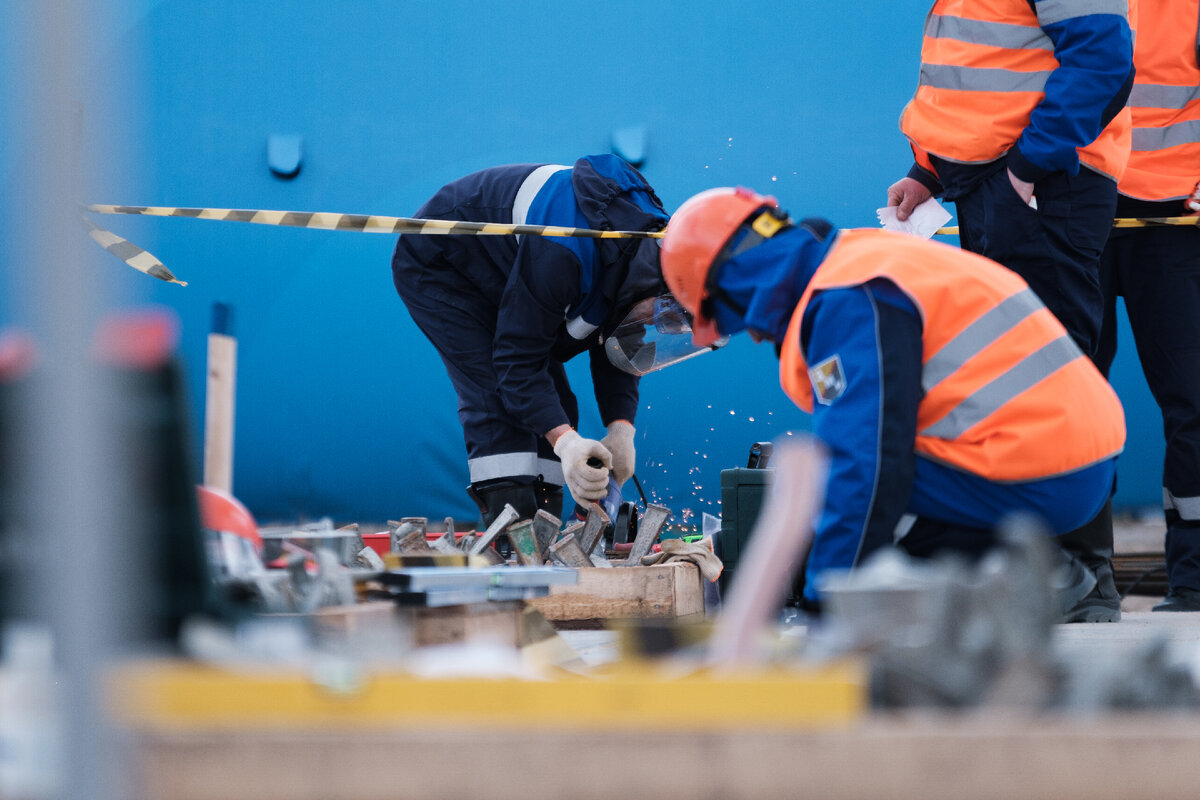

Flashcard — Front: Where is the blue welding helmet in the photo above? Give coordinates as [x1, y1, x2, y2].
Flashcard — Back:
[604, 294, 729, 376]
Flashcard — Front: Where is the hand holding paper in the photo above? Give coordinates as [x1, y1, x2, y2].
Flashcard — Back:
[877, 197, 953, 239]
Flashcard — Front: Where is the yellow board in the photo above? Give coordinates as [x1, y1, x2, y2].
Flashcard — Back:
[108, 658, 866, 732]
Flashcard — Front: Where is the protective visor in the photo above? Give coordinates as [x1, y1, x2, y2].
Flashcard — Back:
[605, 295, 729, 376]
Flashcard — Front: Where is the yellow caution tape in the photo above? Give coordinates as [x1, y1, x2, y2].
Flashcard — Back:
[935, 215, 1200, 237]
[83, 203, 664, 285]
[81, 216, 187, 286]
[84, 201, 1197, 286]
[86, 204, 665, 240]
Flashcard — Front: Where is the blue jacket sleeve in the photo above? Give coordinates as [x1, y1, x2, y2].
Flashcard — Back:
[798, 281, 922, 604]
[1008, 1, 1134, 182]
[492, 235, 583, 436]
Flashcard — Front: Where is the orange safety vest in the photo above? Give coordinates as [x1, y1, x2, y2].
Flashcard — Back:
[779, 230, 1126, 482]
[900, 0, 1132, 182]
[1120, 0, 1200, 201]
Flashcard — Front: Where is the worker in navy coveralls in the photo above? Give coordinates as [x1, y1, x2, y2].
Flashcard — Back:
[391, 155, 669, 527]
[1095, 0, 1200, 612]
[886, 0, 1136, 622]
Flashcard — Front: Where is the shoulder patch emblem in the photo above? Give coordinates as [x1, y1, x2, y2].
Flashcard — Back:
[809, 354, 846, 405]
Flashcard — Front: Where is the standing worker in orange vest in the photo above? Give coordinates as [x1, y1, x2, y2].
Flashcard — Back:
[1095, 1, 1200, 611]
[661, 187, 1126, 617]
[885, 0, 1135, 622]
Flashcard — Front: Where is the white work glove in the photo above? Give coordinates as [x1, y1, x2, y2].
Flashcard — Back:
[553, 429, 612, 502]
[1186, 180, 1200, 213]
[601, 420, 636, 485]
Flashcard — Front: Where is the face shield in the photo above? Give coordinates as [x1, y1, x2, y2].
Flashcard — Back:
[605, 295, 729, 376]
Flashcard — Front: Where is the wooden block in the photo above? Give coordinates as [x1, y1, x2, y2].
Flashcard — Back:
[577, 504, 609, 555]
[407, 600, 523, 647]
[507, 520, 543, 566]
[528, 562, 704, 623]
[314, 600, 522, 648]
[549, 533, 591, 568]
[624, 504, 670, 565]
[391, 519, 432, 553]
[430, 531, 460, 554]
[533, 510, 562, 559]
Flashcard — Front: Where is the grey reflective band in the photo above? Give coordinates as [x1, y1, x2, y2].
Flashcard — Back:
[468, 453, 565, 484]
[1132, 119, 1200, 152]
[920, 334, 1081, 440]
[1164, 488, 1200, 521]
[923, 288, 1043, 392]
[565, 316, 599, 340]
[1036, 0, 1127, 27]
[468, 452, 542, 483]
[920, 63, 1052, 93]
[1129, 83, 1200, 110]
[925, 14, 1053, 50]
[536, 458, 565, 486]
[512, 164, 570, 240]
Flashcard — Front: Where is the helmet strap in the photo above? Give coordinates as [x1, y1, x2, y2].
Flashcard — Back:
[701, 207, 794, 317]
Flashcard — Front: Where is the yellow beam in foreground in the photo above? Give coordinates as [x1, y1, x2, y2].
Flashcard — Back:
[109, 660, 866, 732]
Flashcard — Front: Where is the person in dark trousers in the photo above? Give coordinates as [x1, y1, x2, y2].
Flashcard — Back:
[885, 0, 1136, 622]
[660, 187, 1126, 617]
[390, 155, 669, 527]
[1095, 0, 1200, 612]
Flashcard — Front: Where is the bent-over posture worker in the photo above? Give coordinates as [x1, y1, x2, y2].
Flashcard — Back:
[391, 155, 669, 526]
[886, 0, 1136, 622]
[1095, 0, 1200, 612]
[661, 187, 1126, 616]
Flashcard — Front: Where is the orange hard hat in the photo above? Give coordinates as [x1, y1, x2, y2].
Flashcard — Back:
[660, 187, 779, 346]
[196, 485, 262, 552]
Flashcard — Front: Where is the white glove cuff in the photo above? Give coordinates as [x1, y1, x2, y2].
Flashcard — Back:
[552, 429, 581, 458]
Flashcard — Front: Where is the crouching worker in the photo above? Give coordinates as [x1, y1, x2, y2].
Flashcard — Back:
[390, 155, 671, 527]
[660, 187, 1126, 620]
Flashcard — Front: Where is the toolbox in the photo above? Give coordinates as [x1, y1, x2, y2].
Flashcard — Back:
[714, 465, 774, 598]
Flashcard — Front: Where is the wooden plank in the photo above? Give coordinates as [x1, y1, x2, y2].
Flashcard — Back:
[528, 562, 704, 622]
[124, 715, 1200, 800]
[202, 330, 237, 492]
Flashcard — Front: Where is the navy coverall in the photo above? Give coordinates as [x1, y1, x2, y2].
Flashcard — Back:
[1097, 195, 1200, 592]
[390, 155, 668, 502]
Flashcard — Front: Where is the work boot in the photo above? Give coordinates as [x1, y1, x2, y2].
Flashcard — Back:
[467, 479, 539, 557]
[1052, 550, 1098, 622]
[1056, 501, 1121, 623]
[1162, 516, 1200, 609]
[1153, 587, 1200, 612]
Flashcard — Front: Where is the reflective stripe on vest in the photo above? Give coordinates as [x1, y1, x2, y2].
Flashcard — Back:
[778, 229, 1125, 482]
[901, 0, 1131, 181]
[1120, 0, 1200, 201]
[919, 333, 1079, 440]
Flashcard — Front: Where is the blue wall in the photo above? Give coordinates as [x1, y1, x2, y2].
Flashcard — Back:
[1, 1, 1164, 524]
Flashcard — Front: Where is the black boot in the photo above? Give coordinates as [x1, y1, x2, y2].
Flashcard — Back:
[1153, 586, 1200, 612]
[467, 479, 539, 557]
[1056, 500, 1120, 623]
[1153, 515, 1200, 611]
